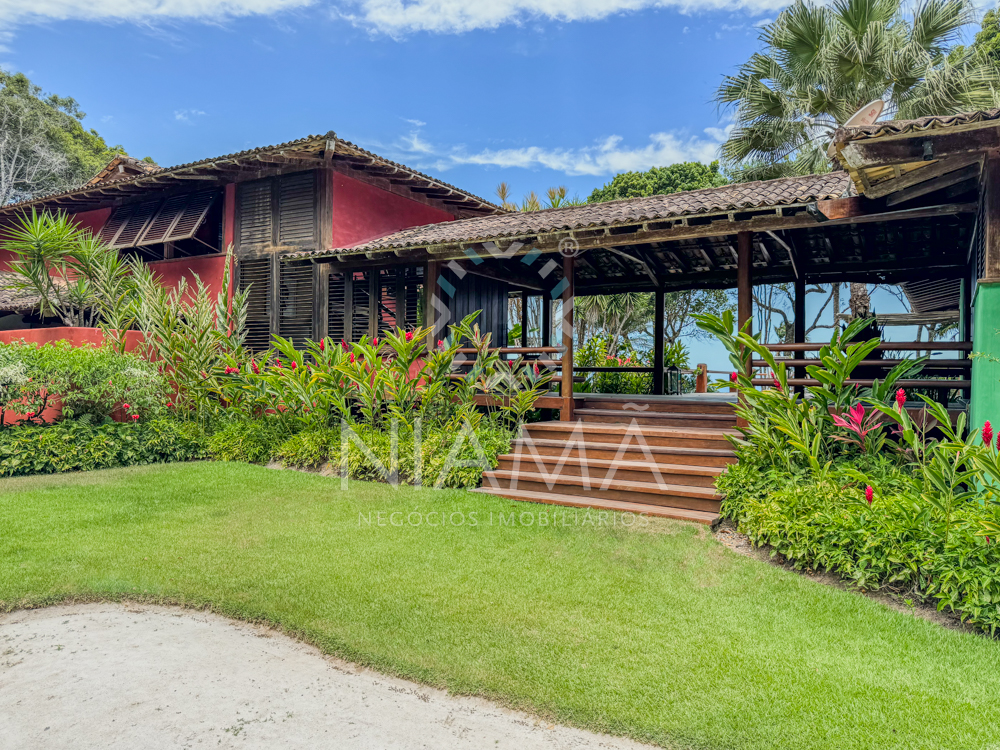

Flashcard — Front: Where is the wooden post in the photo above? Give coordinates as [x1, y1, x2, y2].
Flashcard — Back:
[653, 288, 665, 395]
[737, 231, 753, 335]
[985, 155, 1000, 280]
[541, 293, 552, 348]
[794, 270, 806, 391]
[560, 254, 575, 422]
[520, 292, 529, 348]
[425, 261, 441, 347]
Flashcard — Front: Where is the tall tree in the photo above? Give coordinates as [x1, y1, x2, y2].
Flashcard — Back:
[716, 0, 1000, 182]
[0, 71, 142, 203]
[587, 162, 727, 203]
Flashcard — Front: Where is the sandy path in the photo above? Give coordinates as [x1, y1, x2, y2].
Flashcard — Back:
[0, 603, 652, 749]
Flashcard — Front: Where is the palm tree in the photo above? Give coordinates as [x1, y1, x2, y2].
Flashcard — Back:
[495, 183, 584, 212]
[716, 0, 1000, 182]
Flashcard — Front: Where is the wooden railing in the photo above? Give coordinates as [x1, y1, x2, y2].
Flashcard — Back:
[752, 341, 972, 393]
[451, 346, 574, 417]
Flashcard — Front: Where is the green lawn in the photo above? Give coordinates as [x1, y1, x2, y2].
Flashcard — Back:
[2, 462, 999, 749]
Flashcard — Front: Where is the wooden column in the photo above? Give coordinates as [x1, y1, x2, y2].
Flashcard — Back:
[985, 155, 1000, 280]
[520, 292, 529, 348]
[652, 288, 665, 395]
[737, 231, 754, 335]
[425, 261, 441, 346]
[541, 293, 552, 348]
[793, 270, 806, 391]
[560, 254, 575, 422]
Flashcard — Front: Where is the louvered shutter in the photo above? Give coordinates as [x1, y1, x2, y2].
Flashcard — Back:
[166, 190, 217, 243]
[328, 272, 347, 345]
[136, 194, 190, 246]
[402, 266, 424, 329]
[109, 200, 161, 249]
[238, 181, 273, 247]
[279, 260, 315, 343]
[238, 257, 273, 352]
[278, 172, 316, 247]
[351, 271, 371, 342]
[378, 268, 398, 333]
[98, 205, 133, 246]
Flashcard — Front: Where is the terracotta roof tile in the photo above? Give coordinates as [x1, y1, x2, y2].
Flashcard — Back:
[291, 171, 851, 256]
[833, 109, 1000, 145]
[0, 273, 42, 312]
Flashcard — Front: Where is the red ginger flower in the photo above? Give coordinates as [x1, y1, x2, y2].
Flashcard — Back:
[895, 388, 906, 409]
[131, 414, 140, 421]
[405, 330, 414, 342]
[772, 378, 781, 391]
[865, 485, 874, 505]
[437, 339, 444, 348]
[349, 353, 356, 364]
[984, 421, 994, 447]
[291, 361, 297, 370]
[167, 401, 174, 408]
[372, 337, 379, 348]
[341, 339, 349, 351]
[319, 339, 325, 351]
[533, 362, 540, 375]
[730, 372, 738, 383]
[251, 359, 259, 374]
[122, 403, 130, 410]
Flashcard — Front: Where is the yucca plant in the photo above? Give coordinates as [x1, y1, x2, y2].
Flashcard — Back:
[717, 0, 1000, 181]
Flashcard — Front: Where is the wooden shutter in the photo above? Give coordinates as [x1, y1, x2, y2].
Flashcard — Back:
[136, 194, 190, 246]
[329, 272, 348, 345]
[238, 180, 273, 247]
[278, 260, 315, 343]
[278, 172, 316, 247]
[402, 266, 424, 329]
[109, 200, 160, 249]
[163, 190, 217, 243]
[378, 268, 398, 333]
[98, 205, 132, 245]
[351, 271, 372, 342]
[238, 257, 273, 352]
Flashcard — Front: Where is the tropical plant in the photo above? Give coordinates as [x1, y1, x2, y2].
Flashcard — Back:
[716, 0, 1000, 181]
[587, 162, 727, 203]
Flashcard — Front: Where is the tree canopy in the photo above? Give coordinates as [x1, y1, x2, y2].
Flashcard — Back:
[0, 71, 148, 204]
[587, 162, 726, 203]
[716, 0, 1000, 182]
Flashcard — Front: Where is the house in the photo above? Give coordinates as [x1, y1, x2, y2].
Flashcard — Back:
[0, 132, 500, 343]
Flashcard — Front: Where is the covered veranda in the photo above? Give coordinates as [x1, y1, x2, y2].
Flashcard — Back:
[289, 152, 980, 421]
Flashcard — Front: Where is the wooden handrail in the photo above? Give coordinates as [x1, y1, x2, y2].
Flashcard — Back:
[763, 341, 972, 352]
[752, 358, 971, 368]
[751, 378, 970, 388]
[453, 346, 566, 355]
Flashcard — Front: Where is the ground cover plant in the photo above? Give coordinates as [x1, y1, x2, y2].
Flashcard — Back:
[3, 462, 1000, 750]
[698, 311, 1000, 632]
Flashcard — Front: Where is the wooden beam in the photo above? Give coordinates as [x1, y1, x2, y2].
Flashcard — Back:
[605, 247, 660, 287]
[862, 153, 984, 199]
[766, 230, 798, 279]
[455, 260, 545, 292]
[839, 126, 1000, 171]
[885, 163, 982, 207]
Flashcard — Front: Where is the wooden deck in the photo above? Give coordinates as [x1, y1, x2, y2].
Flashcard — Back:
[474, 395, 737, 526]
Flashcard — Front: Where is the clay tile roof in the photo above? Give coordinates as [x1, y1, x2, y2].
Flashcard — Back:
[0, 273, 42, 312]
[290, 171, 851, 257]
[86, 155, 161, 186]
[833, 109, 1000, 146]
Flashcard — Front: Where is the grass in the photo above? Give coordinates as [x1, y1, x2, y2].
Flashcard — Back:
[2, 462, 1000, 749]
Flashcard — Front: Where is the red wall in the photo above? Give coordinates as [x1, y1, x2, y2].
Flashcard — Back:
[148, 254, 228, 301]
[332, 171, 455, 249]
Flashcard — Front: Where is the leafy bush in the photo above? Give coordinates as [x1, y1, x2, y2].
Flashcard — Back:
[697, 310, 1000, 632]
[271, 420, 515, 489]
[0, 417, 207, 477]
[575, 335, 690, 395]
[0, 341, 167, 423]
[207, 419, 287, 464]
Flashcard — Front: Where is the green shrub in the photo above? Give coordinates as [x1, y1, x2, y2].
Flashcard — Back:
[0, 341, 168, 422]
[0, 418, 207, 477]
[207, 419, 287, 464]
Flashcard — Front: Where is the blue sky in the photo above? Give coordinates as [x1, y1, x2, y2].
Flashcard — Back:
[3, 2, 783, 202]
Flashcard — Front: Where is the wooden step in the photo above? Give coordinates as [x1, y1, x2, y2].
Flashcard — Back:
[495, 454, 723, 487]
[483, 470, 722, 514]
[524, 421, 737, 450]
[510, 437, 736, 467]
[471, 487, 719, 526]
[579, 398, 736, 415]
[576, 408, 737, 428]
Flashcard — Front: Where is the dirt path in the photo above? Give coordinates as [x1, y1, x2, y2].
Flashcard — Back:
[1, 603, 651, 750]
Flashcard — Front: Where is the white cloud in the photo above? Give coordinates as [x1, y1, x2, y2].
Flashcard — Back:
[339, 0, 792, 36]
[174, 108, 207, 122]
[380, 127, 728, 177]
[403, 117, 427, 127]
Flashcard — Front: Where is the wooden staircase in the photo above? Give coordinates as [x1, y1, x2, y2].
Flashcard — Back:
[474, 397, 738, 526]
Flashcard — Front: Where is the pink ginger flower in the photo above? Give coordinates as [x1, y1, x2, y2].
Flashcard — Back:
[984, 421, 994, 447]
[730, 372, 738, 383]
[895, 388, 906, 409]
[865, 485, 874, 505]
